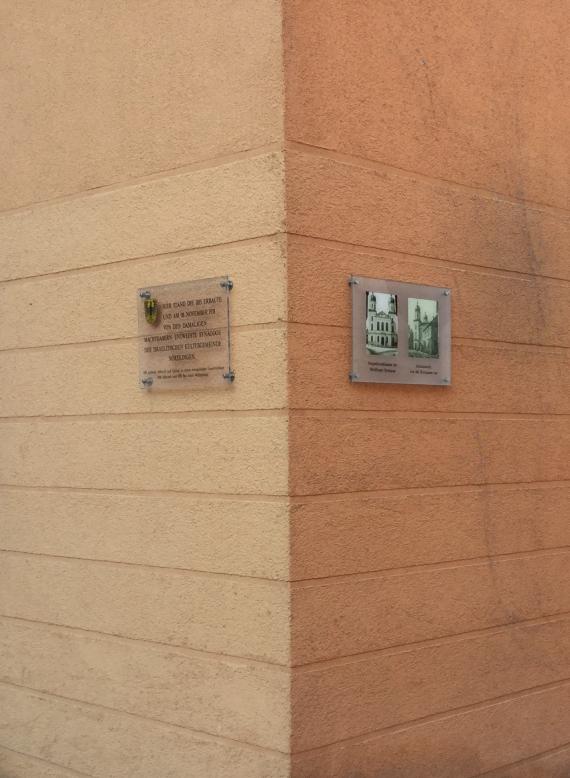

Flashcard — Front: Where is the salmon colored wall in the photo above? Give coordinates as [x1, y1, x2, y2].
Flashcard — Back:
[284, 1, 570, 776]
[284, 0, 570, 209]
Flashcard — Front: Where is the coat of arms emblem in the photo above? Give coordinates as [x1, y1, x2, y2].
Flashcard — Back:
[144, 298, 159, 325]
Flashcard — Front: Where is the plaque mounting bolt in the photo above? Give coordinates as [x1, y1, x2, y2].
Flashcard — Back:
[141, 377, 154, 388]
[220, 279, 233, 291]
[348, 277, 359, 287]
[441, 377, 450, 384]
[442, 290, 450, 296]
[139, 290, 151, 300]
[223, 370, 235, 383]
[349, 372, 359, 381]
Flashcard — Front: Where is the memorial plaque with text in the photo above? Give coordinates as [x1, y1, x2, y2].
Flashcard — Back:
[350, 276, 451, 386]
[138, 276, 233, 390]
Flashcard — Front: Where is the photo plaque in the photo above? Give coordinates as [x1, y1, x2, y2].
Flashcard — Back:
[137, 276, 233, 390]
[350, 276, 451, 385]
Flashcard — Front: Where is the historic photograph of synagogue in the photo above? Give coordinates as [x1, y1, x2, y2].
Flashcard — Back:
[408, 298, 439, 358]
[365, 292, 398, 355]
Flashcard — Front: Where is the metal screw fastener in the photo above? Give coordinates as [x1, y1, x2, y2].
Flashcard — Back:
[349, 372, 359, 381]
[141, 377, 154, 388]
[220, 279, 234, 291]
[348, 277, 360, 287]
[441, 377, 450, 384]
[223, 370, 235, 382]
[139, 290, 151, 299]
[443, 290, 451, 296]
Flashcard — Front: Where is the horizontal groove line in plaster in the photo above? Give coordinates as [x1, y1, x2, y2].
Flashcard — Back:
[0, 548, 289, 585]
[0, 409, 288, 424]
[285, 141, 570, 220]
[0, 745, 91, 777]
[289, 410, 570, 419]
[6, 137, 565, 222]
[0, 409, 289, 422]
[477, 742, 570, 776]
[288, 322, 570, 355]
[3, 409, 570, 425]
[287, 232, 570, 287]
[0, 614, 289, 671]
[0, 614, 290, 672]
[3, 480, 567, 501]
[290, 480, 570, 502]
[3, 408, 570, 423]
[293, 547, 570, 590]
[291, 546, 570, 586]
[4, 226, 568, 293]
[0, 142, 284, 219]
[452, 336, 570, 353]
[0, 679, 290, 757]
[2, 481, 569, 501]
[290, 478, 570, 500]
[5, 613, 570, 677]
[289, 409, 570, 420]
[290, 676, 570, 756]
[3, 544, 568, 588]
[1, 230, 285, 285]
[293, 676, 570, 755]
[0, 321, 287, 355]
[0, 483, 290, 502]
[294, 611, 570, 673]
[3, 330, 568, 360]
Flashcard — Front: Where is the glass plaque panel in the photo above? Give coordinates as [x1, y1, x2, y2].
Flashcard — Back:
[350, 276, 451, 385]
[137, 276, 233, 391]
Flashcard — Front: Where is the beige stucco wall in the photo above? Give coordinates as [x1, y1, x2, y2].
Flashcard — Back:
[0, 2, 290, 776]
[0, 0, 283, 211]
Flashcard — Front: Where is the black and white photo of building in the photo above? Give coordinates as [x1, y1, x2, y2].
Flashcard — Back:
[365, 292, 398, 355]
[408, 298, 439, 358]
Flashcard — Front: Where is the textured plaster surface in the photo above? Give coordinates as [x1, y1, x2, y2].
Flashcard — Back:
[0, 618, 289, 751]
[0, 2, 289, 774]
[0, 0, 283, 210]
[2, 0, 570, 775]
[284, 2, 570, 775]
[0, 684, 290, 778]
[284, 0, 570, 210]
[291, 682, 570, 777]
[0, 153, 285, 281]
